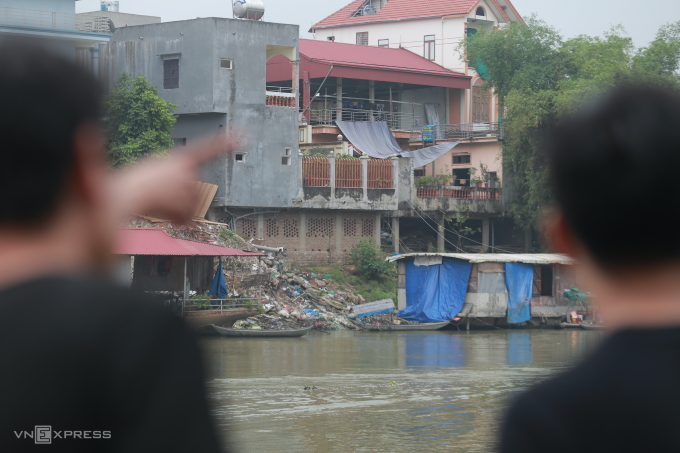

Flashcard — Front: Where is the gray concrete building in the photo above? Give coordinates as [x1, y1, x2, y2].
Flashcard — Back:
[101, 17, 300, 210]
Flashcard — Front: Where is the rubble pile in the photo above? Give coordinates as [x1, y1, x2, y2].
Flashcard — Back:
[127, 216, 407, 331]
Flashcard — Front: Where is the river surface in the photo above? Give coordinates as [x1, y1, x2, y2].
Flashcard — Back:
[202, 329, 603, 453]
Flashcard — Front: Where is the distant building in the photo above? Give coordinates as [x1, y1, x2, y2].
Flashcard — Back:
[76, 10, 160, 34]
[0, 0, 109, 61]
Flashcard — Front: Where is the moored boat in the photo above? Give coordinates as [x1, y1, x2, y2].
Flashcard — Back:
[351, 320, 450, 331]
[559, 322, 583, 329]
[212, 324, 314, 337]
[183, 309, 259, 330]
[580, 323, 606, 330]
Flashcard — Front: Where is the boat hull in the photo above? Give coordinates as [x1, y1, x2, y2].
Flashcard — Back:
[580, 324, 606, 330]
[183, 310, 259, 330]
[352, 320, 450, 331]
[212, 324, 314, 337]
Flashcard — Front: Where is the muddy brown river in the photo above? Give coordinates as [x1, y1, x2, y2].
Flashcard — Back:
[202, 329, 603, 453]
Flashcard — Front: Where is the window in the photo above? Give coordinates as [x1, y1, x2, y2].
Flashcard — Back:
[476, 6, 486, 17]
[327, 36, 335, 42]
[282, 156, 291, 165]
[172, 138, 186, 147]
[472, 85, 490, 123]
[356, 32, 368, 46]
[414, 169, 425, 177]
[285, 148, 291, 156]
[378, 39, 389, 48]
[235, 153, 245, 163]
[163, 58, 179, 89]
[220, 58, 233, 69]
[424, 35, 435, 61]
[452, 154, 471, 165]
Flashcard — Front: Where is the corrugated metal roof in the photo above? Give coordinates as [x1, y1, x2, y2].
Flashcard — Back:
[114, 229, 263, 257]
[386, 253, 574, 265]
[267, 39, 471, 90]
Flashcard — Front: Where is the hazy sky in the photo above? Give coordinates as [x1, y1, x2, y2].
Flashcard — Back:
[76, 0, 680, 48]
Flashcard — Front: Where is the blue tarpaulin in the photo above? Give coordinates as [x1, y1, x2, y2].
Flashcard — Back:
[398, 258, 472, 322]
[208, 260, 228, 299]
[505, 263, 533, 324]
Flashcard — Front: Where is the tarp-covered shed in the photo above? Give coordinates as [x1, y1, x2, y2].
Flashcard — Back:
[387, 253, 577, 322]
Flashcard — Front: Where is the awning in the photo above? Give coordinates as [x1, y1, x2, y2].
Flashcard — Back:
[335, 121, 459, 167]
[114, 229, 263, 257]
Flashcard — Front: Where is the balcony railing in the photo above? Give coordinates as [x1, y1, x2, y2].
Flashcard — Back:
[424, 122, 504, 141]
[309, 107, 420, 131]
[416, 186, 501, 201]
[302, 157, 394, 189]
[0, 6, 110, 34]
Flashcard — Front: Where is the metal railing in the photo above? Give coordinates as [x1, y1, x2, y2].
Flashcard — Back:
[182, 297, 264, 313]
[0, 6, 109, 34]
[309, 108, 420, 131]
[426, 122, 504, 141]
[416, 186, 501, 201]
[266, 91, 296, 107]
[302, 157, 330, 187]
[302, 157, 395, 189]
[336, 158, 362, 188]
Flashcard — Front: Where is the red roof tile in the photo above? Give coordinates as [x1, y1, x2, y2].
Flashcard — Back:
[267, 39, 470, 89]
[312, 0, 480, 29]
[114, 229, 263, 257]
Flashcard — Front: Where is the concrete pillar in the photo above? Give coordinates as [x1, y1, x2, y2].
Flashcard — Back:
[369, 80, 375, 122]
[397, 260, 407, 310]
[302, 70, 311, 122]
[298, 151, 304, 187]
[392, 216, 400, 253]
[300, 211, 307, 251]
[375, 213, 382, 247]
[257, 213, 264, 239]
[482, 218, 490, 253]
[329, 152, 336, 201]
[360, 155, 369, 201]
[336, 77, 343, 121]
[437, 215, 445, 251]
[391, 156, 399, 200]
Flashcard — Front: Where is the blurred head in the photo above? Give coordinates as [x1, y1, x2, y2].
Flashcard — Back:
[549, 84, 680, 272]
[0, 40, 105, 231]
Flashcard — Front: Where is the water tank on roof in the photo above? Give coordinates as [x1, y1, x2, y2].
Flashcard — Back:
[233, 0, 265, 20]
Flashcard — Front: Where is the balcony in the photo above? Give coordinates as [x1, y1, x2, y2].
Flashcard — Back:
[418, 122, 504, 142]
[266, 87, 296, 107]
[308, 96, 421, 132]
[414, 184, 501, 214]
[0, 6, 110, 34]
[300, 156, 398, 210]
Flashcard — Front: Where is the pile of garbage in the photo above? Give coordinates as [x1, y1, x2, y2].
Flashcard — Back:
[126, 216, 406, 331]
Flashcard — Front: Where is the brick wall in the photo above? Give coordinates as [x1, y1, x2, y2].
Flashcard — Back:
[236, 210, 379, 265]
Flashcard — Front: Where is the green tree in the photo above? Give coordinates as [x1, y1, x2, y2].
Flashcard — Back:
[105, 73, 178, 166]
[349, 239, 393, 280]
[465, 18, 680, 229]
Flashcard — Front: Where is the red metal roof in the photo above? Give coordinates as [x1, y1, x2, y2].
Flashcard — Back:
[114, 229, 263, 257]
[312, 0, 478, 29]
[267, 39, 471, 90]
[311, 0, 523, 29]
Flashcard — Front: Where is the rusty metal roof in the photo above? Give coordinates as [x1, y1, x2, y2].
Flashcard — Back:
[386, 253, 574, 265]
[114, 229, 263, 257]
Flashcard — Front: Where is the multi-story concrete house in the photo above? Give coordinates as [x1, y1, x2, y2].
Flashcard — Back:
[98, 4, 526, 264]
[0, 0, 109, 65]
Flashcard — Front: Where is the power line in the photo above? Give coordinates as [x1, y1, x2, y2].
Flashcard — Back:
[405, 199, 465, 252]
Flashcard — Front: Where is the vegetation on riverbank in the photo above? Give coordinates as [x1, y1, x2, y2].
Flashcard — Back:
[303, 264, 397, 304]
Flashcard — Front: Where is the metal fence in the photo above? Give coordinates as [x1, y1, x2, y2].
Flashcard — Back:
[302, 157, 330, 187]
[336, 158, 362, 188]
[417, 186, 500, 201]
[368, 160, 394, 188]
[309, 108, 421, 131]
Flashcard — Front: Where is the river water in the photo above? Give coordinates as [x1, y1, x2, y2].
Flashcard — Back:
[202, 329, 603, 453]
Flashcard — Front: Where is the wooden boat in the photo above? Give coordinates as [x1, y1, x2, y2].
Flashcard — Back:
[559, 322, 583, 329]
[580, 323, 607, 330]
[212, 324, 314, 337]
[351, 320, 450, 331]
[183, 309, 259, 330]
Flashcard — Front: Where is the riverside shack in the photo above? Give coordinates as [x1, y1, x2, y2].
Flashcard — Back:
[113, 228, 264, 329]
[386, 253, 577, 327]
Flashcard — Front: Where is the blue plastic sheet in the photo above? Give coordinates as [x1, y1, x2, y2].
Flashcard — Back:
[208, 260, 228, 299]
[398, 258, 472, 322]
[505, 263, 533, 324]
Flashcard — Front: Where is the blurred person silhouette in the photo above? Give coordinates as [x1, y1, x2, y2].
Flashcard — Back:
[500, 84, 680, 451]
[0, 41, 239, 452]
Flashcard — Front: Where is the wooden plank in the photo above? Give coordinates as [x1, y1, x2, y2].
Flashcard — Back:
[193, 181, 219, 219]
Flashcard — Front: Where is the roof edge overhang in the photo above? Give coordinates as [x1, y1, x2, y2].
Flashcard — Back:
[386, 253, 574, 265]
[311, 13, 467, 32]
